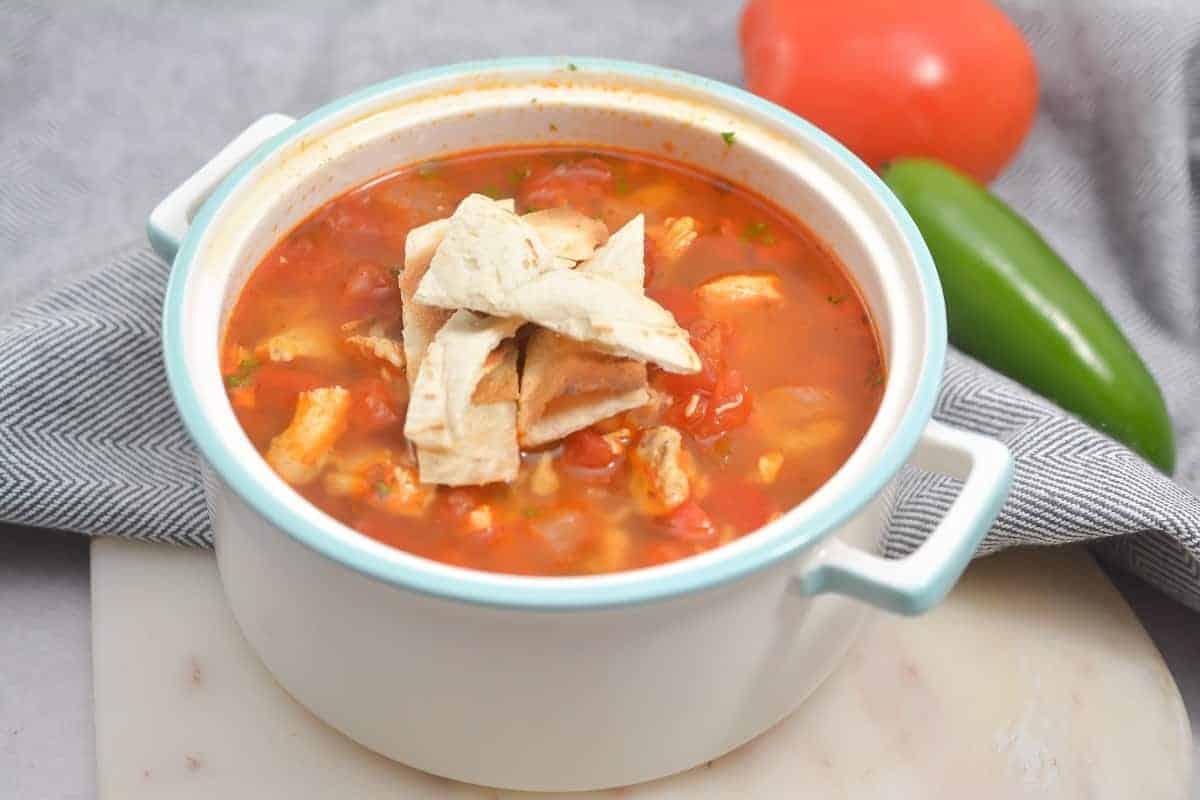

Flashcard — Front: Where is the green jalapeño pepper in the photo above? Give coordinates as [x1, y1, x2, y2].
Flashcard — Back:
[882, 158, 1175, 473]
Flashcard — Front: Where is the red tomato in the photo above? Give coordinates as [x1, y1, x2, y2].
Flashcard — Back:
[341, 261, 399, 315]
[349, 378, 402, 434]
[694, 368, 753, 438]
[659, 500, 718, 543]
[740, 0, 1038, 181]
[705, 480, 778, 533]
[560, 429, 618, 470]
[519, 158, 613, 209]
[657, 317, 729, 398]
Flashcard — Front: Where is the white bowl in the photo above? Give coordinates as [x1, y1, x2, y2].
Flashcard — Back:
[152, 58, 1012, 791]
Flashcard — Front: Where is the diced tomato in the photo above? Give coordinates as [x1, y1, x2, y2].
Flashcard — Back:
[657, 317, 729, 398]
[349, 377, 402, 434]
[560, 429, 618, 470]
[705, 480, 778, 534]
[251, 365, 324, 415]
[340, 260, 399, 316]
[659, 500, 718, 543]
[518, 158, 613, 210]
[690, 368, 753, 438]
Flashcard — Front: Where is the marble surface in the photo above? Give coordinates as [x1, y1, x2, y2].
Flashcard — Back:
[89, 539, 1190, 799]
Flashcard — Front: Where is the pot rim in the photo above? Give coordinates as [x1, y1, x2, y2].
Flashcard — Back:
[161, 57, 946, 610]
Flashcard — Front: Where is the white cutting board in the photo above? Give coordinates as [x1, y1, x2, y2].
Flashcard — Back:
[92, 542, 1191, 799]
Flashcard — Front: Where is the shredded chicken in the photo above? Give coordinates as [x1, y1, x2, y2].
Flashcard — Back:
[345, 334, 406, 371]
[655, 216, 698, 263]
[266, 387, 350, 485]
[630, 425, 691, 516]
[530, 453, 560, 496]
[757, 451, 784, 484]
[695, 273, 784, 313]
[255, 323, 335, 363]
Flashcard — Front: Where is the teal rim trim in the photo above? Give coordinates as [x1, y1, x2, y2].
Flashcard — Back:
[161, 57, 947, 611]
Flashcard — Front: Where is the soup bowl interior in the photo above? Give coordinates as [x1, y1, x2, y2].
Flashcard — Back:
[166, 58, 942, 608]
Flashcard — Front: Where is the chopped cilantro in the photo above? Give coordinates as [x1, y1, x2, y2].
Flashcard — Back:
[741, 221, 776, 245]
[826, 294, 846, 305]
[417, 161, 440, 179]
[225, 356, 260, 389]
[482, 184, 502, 199]
[615, 174, 631, 195]
[720, 130, 737, 146]
[374, 481, 392, 498]
[522, 507, 542, 519]
[567, 63, 579, 71]
[510, 166, 532, 184]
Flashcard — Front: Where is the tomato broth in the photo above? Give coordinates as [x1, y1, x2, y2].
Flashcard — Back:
[222, 147, 885, 575]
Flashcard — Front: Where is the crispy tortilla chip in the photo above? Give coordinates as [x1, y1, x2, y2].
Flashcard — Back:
[413, 194, 556, 315]
[523, 208, 609, 262]
[502, 270, 700, 373]
[518, 331, 649, 447]
[577, 214, 644, 288]
[405, 310, 522, 451]
[400, 217, 452, 388]
[416, 399, 519, 486]
[473, 340, 520, 404]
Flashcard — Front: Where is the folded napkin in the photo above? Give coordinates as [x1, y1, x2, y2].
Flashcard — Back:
[2, 0, 1199, 608]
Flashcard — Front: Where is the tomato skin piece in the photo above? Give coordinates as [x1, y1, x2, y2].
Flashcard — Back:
[659, 500, 718, 543]
[340, 260, 399, 316]
[560, 428, 618, 470]
[693, 367, 753, 438]
[348, 377, 403, 434]
[519, 158, 613, 209]
[739, 0, 1038, 181]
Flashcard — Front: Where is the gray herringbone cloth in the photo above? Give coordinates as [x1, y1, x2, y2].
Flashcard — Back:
[3, 1, 1200, 607]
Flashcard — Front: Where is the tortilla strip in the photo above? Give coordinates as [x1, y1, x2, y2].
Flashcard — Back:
[409, 335, 521, 487]
[473, 340, 520, 404]
[523, 208, 609, 262]
[399, 198, 516, 385]
[518, 216, 652, 445]
[413, 194, 556, 316]
[518, 332, 649, 447]
[576, 214, 644, 288]
[405, 310, 522, 451]
[414, 212, 698, 373]
[400, 217, 452, 389]
[502, 270, 699, 373]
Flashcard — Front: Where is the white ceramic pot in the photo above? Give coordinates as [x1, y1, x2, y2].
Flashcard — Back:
[152, 59, 1013, 792]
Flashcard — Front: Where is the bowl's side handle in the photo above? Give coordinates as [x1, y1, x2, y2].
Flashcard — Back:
[796, 420, 1013, 615]
[147, 113, 296, 262]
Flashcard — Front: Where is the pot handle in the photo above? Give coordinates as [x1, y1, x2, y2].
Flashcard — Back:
[795, 420, 1013, 615]
[147, 113, 297, 262]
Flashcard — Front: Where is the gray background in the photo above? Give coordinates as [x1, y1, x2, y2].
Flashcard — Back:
[2, 1, 1198, 798]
